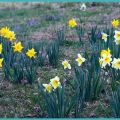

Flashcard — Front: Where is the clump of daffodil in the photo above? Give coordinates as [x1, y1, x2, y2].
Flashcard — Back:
[111, 58, 120, 70]
[99, 48, 112, 68]
[68, 18, 77, 28]
[12, 42, 23, 53]
[26, 48, 36, 58]
[50, 76, 61, 89]
[111, 19, 119, 28]
[76, 53, 86, 66]
[0, 43, 2, 54]
[43, 83, 52, 93]
[0, 27, 16, 41]
[62, 60, 71, 70]
[114, 30, 120, 45]
[101, 32, 108, 42]
[0, 58, 3, 68]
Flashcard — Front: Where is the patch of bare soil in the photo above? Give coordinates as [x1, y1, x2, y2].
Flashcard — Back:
[31, 31, 55, 41]
[31, 23, 65, 41]
[0, 80, 13, 91]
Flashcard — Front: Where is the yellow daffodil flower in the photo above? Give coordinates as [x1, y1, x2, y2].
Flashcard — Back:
[0, 27, 10, 38]
[99, 56, 112, 68]
[99, 48, 112, 68]
[0, 58, 3, 68]
[100, 48, 111, 58]
[76, 53, 86, 66]
[101, 32, 108, 42]
[114, 30, 120, 40]
[6, 31, 16, 41]
[43, 84, 52, 93]
[111, 19, 119, 28]
[111, 58, 120, 70]
[62, 60, 71, 69]
[114, 31, 120, 45]
[115, 39, 120, 45]
[0, 43, 2, 54]
[12, 42, 24, 53]
[68, 18, 77, 28]
[26, 48, 36, 58]
[50, 76, 61, 89]
[0, 27, 16, 41]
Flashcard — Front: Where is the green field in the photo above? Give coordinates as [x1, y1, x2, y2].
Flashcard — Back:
[0, 3, 120, 118]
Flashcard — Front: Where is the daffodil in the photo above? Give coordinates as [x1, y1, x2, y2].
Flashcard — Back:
[0, 27, 16, 41]
[111, 58, 120, 70]
[50, 76, 61, 89]
[115, 39, 120, 45]
[99, 48, 112, 68]
[114, 30, 120, 40]
[101, 32, 108, 42]
[26, 48, 36, 58]
[80, 3, 86, 11]
[12, 42, 23, 53]
[0, 58, 3, 68]
[100, 48, 111, 58]
[99, 56, 112, 68]
[68, 18, 77, 28]
[76, 54, 86, 66]
[0, 43, 2, 54]
[43, 84, 52, 93]
[0, 27, 10, 38]
[111, 19, 119, 28]
[6, 31, 16, 41]
[62, 60, 71, 69]
[114, 30, 120, 45]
